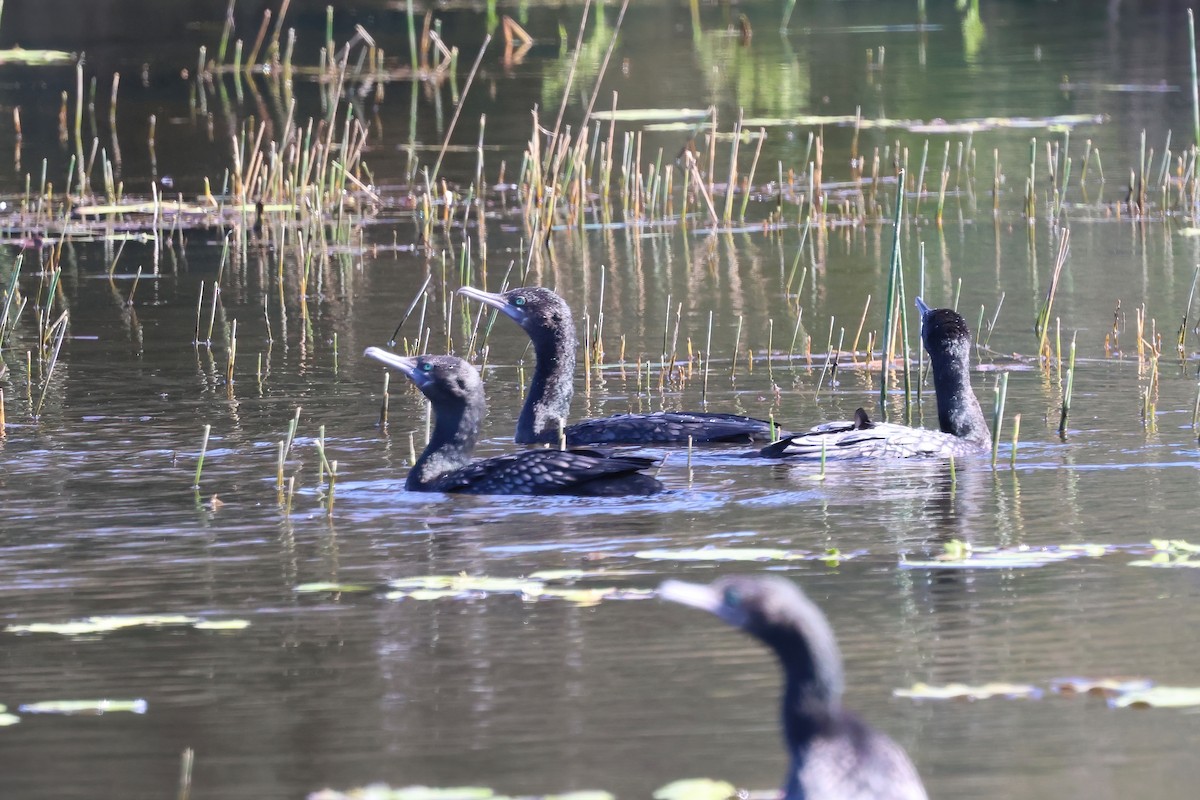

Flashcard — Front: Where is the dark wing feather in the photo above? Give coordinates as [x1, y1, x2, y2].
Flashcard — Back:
[566, 411, 789, 446]
[427, 450, 662, 495]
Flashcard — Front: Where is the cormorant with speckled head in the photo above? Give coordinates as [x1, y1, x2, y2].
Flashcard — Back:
[364, 349, 663, 496]
[659, 575, 928, 800]
[458, 285, 790, 446]
[759, 297, 990, 459]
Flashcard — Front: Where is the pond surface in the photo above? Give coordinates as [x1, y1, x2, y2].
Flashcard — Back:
[3, 1, 1200, 798]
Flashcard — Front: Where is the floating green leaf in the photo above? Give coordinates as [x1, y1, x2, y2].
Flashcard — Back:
[388, 575, 543, 596]
[1049, 677, 1154, 697]
[635, 547, 826, 562]
[6, 614, 247, 636]
[901, 540, 1111, 570]
[1110, 686, 1200, 709]
[893, 682, 1042, 701]
[0, 47, 74, 65]
[1151, 539, 1200, 554]
[193, 620, 251, 631]
[19, 699, 148, 715]
[737, 113, 1103, 132]
[0, 712, 18, 727]
[536, 587, 655, 607]
[311, 788, 496, 800]
[652, 779, 737, 800]
[384, 575, 649, 606]
[307, 786, 614, 800]
[7, 615, 200, 636]
[1129, 539, 1200, 568]
[527, 569, 647, 582]
[295, 582, 377, 593]
[590, 108, 710, 123]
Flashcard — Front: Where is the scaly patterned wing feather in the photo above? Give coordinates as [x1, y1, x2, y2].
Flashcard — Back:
[427, 450, 659, 495]
[566, 412, 789, 445]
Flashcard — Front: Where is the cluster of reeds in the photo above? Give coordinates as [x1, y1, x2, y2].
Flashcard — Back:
[0, 248, 72, 423]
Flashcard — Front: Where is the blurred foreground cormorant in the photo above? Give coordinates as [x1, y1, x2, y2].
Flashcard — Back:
[659, 575, 928, 800]
[364, 348, 663, 496]
[759, 297, 989, 459]
[458, 285, 789, 446]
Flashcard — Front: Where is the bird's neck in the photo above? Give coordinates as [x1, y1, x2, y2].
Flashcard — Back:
[931, 346, 990, 444]
[517, 329, 576, 445]
[408, 395, 483, 490]
[769, 628, 844, 748]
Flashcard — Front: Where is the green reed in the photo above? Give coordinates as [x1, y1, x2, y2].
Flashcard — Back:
[878, 168, 905, 421]
[1180, 265, 1199, 357]
[193, 424, 211, 489]
[1036, 229, 1070, 358]
[991, 372, 1008, 469]
[1058, 331, 1076, 437]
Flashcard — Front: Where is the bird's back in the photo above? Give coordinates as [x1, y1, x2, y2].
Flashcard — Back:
[420, 449, 662, 496]
[787, 712, 928, 800]
[565, 411, 788, 446]
[761, 418, 984, 460]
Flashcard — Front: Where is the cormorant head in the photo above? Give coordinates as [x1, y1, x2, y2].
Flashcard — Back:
[916, 297, 973, 361]
[363, 349, 482, 405]
[458, 286, 574, 341]
[659, 575, 844, 701]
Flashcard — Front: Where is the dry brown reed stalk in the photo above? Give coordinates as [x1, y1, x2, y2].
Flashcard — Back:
[1036, 229, 1070, 359]
[430, 35, 491, 186]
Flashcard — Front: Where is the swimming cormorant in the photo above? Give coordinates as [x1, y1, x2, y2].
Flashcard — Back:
[759, 297, 989, 459]
[659, 575, 928, 800]
[364, 348, 664, 496]
[458, 285, 789, 446]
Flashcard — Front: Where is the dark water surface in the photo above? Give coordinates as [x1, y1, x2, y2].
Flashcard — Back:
[3, 1, 1200, 798]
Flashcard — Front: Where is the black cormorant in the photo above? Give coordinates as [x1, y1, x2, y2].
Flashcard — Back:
[364, 349, 663, 496]
[759, 297, 989, 459]
[659, 575, 928, 800]
[458, 285, 790, 446]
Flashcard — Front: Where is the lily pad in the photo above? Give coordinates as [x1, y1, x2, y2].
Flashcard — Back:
[1109, 686, 1200, 709]
[19, 699, 148, 715]
[0, 712, 18, 727]
[6, 614, 247, 636]
[1129, 538, 1200, 568]
[307, 786, 614, 800]
[6, 615, 200, 636]
[901, 540, 1110, 570]
[311, 788, 497, 800]
[536, 587, 655, 606]
[590, 108, 709, 123]
[193, 620, 251, 631]
[0, 47, 74, 65]
[652, 779, 737, 800]
[383, 574, 651, 606]
[526, 569, 647, 582]
[1049, 677, 1154, 697]
[893, 682, 1043, 701]
[388, 575, 543, 596]
[635, 547, 823, 562]
[295, 582, 377, 593]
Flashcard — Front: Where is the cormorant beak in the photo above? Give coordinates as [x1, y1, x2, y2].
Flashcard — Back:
[458, 286, 525, 323]
[364, 347, 426, 387]
[659, 579, 750, 628]
[915, 296, 932, 320]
